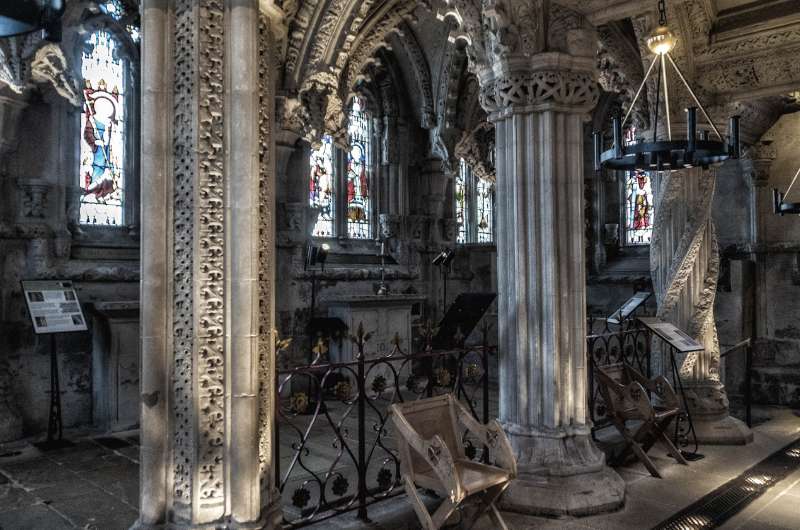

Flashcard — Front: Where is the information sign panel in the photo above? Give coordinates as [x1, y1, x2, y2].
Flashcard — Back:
[22, 280, 88, 334]
[608, 291, 651, 324]
[638, 317, 704, 353]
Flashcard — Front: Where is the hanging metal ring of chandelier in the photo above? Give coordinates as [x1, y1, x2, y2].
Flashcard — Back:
[593, 0, 741, 173]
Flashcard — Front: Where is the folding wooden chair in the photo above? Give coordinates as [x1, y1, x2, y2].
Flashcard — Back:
[595, 362, 688, 478]
[389, 394, 517, 530]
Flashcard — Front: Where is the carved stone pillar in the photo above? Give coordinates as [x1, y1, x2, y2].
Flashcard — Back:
[441, 0, 626, 515]
[650, 168, 753, 444]
[137, 1, 281, 528]
[488, 53, 624, 516]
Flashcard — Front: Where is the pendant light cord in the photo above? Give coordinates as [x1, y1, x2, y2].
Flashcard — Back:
[785, 166, 800, 200]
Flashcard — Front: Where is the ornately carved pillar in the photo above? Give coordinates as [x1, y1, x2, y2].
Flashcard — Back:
[137, 1, 281, 528]
[486, 52, 625, 516]
[441, 0, 626, 515]
[650, 168, 753, 444]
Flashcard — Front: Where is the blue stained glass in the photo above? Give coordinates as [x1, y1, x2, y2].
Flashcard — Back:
[79, 30, 125, 226]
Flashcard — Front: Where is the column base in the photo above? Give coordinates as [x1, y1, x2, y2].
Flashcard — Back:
[500, 467, 625, 517]
[691, 414, 753, 445]
[499, 423, 625, 516]
[130, 492, 282, 530]
[682, 383, 753, 445]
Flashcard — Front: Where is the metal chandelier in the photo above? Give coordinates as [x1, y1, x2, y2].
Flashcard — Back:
[594, 0, 741, 172]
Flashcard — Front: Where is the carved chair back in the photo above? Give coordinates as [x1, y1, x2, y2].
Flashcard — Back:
[392, 394, 464, 478]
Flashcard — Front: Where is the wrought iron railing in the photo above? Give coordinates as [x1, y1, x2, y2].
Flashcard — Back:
[586, 316, 653, 434]
[275, 323, 494, 528]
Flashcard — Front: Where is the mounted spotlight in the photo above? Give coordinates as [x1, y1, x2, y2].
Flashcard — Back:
[773, 167, 800, 215]
[0, 1, 65, 42]
[305, 242, 330, 271]
[431, 248, 455, 267]
[593, 0, 740, 172]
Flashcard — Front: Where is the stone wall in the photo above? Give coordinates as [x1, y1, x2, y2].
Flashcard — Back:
[0, 68, 138, 441]
[714, 112, 800, 409]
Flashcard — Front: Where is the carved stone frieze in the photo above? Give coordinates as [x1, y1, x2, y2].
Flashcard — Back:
[172, 0, 197, 510]
[257, 14, 277, 490]
[195, 0, 226, 510]
[479, 65, 599, 115]
[697, 46, 800, 98]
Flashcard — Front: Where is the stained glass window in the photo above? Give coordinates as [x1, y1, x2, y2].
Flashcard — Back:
[79, 30, 126, 226]
[346, 97, 372, 239]
[456, 159, 468, 244]
[625, 170, 654, 245]
[309, 135, 335, 237]
[476, 178, 493, 243]
[101, 1, 125, 20]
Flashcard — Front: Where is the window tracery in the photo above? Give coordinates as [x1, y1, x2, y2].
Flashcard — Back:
[308, 96, 374, 239]
[456, 158, 494, 244]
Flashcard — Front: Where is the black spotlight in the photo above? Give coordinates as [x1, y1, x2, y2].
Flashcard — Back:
[0, 1, 65, 42]
[305, 242, 330, 271]
[432, 248, 455, 267]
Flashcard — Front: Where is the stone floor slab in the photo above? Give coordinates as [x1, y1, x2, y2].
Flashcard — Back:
[0, 504, 74, 530]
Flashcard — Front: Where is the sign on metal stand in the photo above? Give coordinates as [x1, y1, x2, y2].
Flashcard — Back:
[638, 316, 705, 461]
[21, 280, 88, 451]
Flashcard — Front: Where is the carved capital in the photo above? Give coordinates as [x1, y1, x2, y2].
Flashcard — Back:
[478, 53, 599, 115]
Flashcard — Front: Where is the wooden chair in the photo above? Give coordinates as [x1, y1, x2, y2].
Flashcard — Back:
[595, 362, 688, 478]
[389, 394, 517, 530]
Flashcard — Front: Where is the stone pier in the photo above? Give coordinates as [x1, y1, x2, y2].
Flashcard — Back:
[137, 0, 281, 527]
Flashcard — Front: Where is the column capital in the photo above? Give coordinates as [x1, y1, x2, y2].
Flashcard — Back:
[478, 52, 599, 117]
[441, 1, 599, 115]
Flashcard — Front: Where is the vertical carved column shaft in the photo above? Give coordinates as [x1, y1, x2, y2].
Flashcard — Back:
[484, 55, 625, 517]
[137, 1, 281, 527]
[650, 168, 752, 444]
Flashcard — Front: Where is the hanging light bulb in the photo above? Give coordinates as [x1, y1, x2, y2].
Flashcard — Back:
[593, 0, 740, 172]
[646, 25, 677, 55]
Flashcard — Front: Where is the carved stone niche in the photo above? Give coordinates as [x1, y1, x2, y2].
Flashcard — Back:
[379, 213, 404, 240]
[16, 179, 50, 221]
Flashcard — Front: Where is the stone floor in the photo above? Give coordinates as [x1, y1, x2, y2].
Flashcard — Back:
[0, 406, 797, 529]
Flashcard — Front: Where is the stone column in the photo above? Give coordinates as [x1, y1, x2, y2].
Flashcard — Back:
[486, 53, 625, 516]
[137, 1, 281, 528]
[650, 168, 753, 444]
[442, 0, 626, 515]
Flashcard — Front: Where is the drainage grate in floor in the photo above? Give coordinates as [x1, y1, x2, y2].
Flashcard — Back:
[652, 437, 800, 530]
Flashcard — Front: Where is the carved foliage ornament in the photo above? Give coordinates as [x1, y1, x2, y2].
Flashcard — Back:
[479, 69, 599, 114]
[0, 35, 80, 106]
[455, 121, 495, 182]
